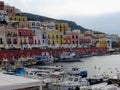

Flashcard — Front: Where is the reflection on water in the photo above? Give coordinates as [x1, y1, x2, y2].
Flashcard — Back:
[55, 54, 120, 77]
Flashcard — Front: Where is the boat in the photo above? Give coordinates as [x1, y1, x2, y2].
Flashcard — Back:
[25, 66, 65, 85]
[58, 51, 81, 62]
[35, 55, 54, 65]
[36, 65, 65, 72]
[67, 67, 87, 77]
[91, 82, 117, 90]
[49, 75, 90, 90]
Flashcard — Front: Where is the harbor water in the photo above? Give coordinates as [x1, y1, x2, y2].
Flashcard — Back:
[55, 54, 120, 78]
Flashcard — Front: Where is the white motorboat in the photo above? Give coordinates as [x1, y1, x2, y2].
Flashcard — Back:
[25, 66, 65, 85]
[91, 82, 117, 90]
[67, 67, 87, 77]
[35, 55, 54, 65]
[49, 75, 90, 90]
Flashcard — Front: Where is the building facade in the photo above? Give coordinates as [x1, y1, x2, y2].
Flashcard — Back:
[0, 25, 18, 49]
[28, 21, 43, 48]
[4, 5, 16, 16]
[71, 30, 80, 48]
[18, 28, 33, 49]
[9, 16, 28, 21]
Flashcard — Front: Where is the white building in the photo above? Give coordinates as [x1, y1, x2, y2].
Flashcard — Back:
[28, 21, 43, 48]
[42, 21, 55, 30]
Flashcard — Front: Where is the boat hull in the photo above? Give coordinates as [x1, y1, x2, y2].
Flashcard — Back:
[58, 58, 81, 62]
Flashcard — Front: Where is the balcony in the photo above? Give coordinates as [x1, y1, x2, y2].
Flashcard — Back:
[13, 42, 17, 44]
[6, 33, 12, 37]
[13, 34, 17, 37]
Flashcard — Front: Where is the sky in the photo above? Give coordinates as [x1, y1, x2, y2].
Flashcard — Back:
[2, 0, 120, 35]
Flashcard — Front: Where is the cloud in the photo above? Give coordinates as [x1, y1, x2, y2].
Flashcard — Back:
[2, 0, 120, 35]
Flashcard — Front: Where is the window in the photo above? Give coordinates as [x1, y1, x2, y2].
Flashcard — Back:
[72, 41, 75, 44]
[76, 35, 78, 39]
[7, 38, 11, 44]
[60, 35, 63, 39]
[32, 22, 35, 26]
[35, 40, 37, 45]
[38, 40, 40, 44]
[72, 35, 74, 39]
[60, 25, 62, 32]
[24, 32, 26, 37]
[20, 39, 22, 45]
[52, 41, 55, 45]
[64, 25, 66, 30]
[60, 40, 62, 45]
[33, 30, 35, 36]
[13, 39, 17, 44]
[19, 32, 22, 36]
[0, 38, 3, 44]
[56, 24, 58, 30]
[42, 34, 46, 39]
[56, 35, 58, 39]
[48, 34, 50, 39]
[24, 39, 27, 44]
[76, 41, 78, 44]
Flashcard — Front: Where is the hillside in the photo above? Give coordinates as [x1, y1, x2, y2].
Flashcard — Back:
[21, 12, 89, 32]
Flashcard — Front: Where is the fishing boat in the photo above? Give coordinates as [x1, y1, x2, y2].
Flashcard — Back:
[58, 51, 81, 62]
[36, 65, 65, 72]
[35, 55, 54, 65]
[25, 67, 65, 86]
[49, 75, 90, 90]
[67, 67, 87, 77]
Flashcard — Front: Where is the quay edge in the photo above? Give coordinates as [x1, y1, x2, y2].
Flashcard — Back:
[0, 47, 107, 62]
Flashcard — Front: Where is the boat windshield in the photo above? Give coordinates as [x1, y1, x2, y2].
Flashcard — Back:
[72, 68, 78, 71]
[74, 78, 79, 82]
[66, 77, 73, 81]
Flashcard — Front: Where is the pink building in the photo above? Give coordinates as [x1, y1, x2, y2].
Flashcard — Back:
[18, 28, 33, 49]
[71, 30, 80, 47]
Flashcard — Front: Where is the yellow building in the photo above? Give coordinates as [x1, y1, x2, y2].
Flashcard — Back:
[8, 16, 30, 28]
[97, 38, 107, 48]
[9, 16, 28, 21]
[46, 22, 69, 47]
[47, 30, 63, 46]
